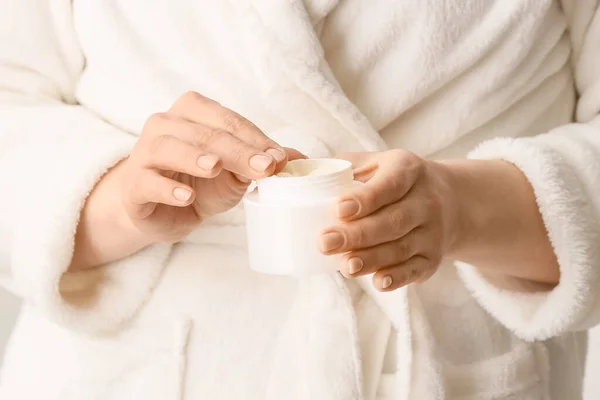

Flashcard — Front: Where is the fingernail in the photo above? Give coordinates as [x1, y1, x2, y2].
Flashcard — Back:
[320, 231, 344, 252]
[197, 155, 219, 171]
[265, 148, 286, 163]
[382, 276, 393, 289]
[173, 187, 192, 202]
[348, 257, 364, 274]
[234, 173, 252, 184]
[249, 154, 275, 172]
[338, 199, 359, 218]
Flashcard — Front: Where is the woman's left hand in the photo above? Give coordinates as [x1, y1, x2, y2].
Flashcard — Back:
[318, 149, 458, 292]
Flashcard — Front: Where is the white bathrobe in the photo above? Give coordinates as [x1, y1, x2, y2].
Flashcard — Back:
[0, 0, 599, 399]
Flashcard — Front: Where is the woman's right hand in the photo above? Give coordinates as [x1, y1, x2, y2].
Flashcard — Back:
[122, 91, 301, 242]
[71, 91, 303, 269]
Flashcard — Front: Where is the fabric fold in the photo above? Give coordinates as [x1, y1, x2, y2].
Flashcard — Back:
[266, 274, 363, 400]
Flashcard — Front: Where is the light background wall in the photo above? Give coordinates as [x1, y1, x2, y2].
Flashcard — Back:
[1, 287, 600, 397]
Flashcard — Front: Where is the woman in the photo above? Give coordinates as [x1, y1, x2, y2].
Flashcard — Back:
[0, 0, 598, 399]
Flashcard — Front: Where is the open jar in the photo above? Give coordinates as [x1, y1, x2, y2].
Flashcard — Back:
[242, 158, 356, 276]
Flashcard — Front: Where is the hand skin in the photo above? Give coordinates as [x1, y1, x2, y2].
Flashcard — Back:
[70, 91, 305, 271]
[318, 149, 559, 292]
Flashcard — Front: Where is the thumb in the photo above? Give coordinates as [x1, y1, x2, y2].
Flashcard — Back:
[271, 147, 307, 174]
[335, 152, 380, 182]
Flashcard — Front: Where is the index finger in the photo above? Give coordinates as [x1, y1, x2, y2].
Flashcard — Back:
[170, 91, 288, 169]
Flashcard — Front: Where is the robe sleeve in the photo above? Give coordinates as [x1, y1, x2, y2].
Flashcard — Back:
[457, 0, 600, 341]
[0, 0, 171, 333]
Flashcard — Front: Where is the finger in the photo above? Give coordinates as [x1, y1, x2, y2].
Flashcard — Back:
[334, 152, 379, 182]
[339, 228, 426, 278]
[169, 91, 288, 165]
[284, 147, 308, 161]
[336, 150, 423, 220]
[372, 256, 435, 292]
[139, 134, 222, 178]
[145, 114, 278, 179]
[319, 197, 425, 254]
[202, 107, 287, 164]
[189, 126, 278, 178]
[126, 170, 195, 219]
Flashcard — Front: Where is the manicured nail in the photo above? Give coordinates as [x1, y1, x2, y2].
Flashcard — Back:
[197, 155, 219, 171]
[265, 148, 286, 163]
[249, 154, 275, 172]
[382, 276, 393, 289]
[320, 231, 344, 252]
[173, 187, 192, 202]
[338, 199, 359, 218]
[348, 257, 364, 274]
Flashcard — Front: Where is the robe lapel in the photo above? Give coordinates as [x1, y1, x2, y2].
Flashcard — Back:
[230, 1, 413, 398]
[231, 0, 388, 154]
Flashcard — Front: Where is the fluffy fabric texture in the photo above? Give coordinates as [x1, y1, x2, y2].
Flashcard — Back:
[265, 275, 363, 400]
[459, 128, 600, 341]
[456, 0, 600, 342]
[0, 2, 173, 333]
[0, 0, 599, 399]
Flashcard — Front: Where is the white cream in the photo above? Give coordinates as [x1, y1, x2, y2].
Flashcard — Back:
[276, 160, 342, 177]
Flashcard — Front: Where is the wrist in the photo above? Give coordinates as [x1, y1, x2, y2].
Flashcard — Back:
[71, 160, 154, 270]
[431, 158, 511, 260]
[428, 159, 472, 258]
[433, 157, 559, 284]
[433, 158, 526, 260]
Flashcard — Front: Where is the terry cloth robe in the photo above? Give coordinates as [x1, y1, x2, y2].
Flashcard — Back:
[1, 1, 599, 399]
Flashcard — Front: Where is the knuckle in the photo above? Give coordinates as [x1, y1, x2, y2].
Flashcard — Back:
[178, 124, 202, 144]
[387, 149, 414, 168]
[408, 157, 426, 178]
[180, 90, 204, 104]
[407, 267, 421, 283]
[172, 91, 213, 112]
[417, 259, 438, 283]
[412, 269, 427, 284]
[385, 175, 405, 195]
[388, 209, 409, 230]
[414, 160, 427, 178]
[223, 113, 252, 134]
[359, 190, 378, 211]
[194, 127, 220, 149]
[149, 134, 172, 158]
[144, 112, 169, 131]
[229, 144, 247, 163]
[429, 253, 442, 268]
[348, 227, 366, 248]
[393, 240, 409, 261]
[388, 148, 408, 159]
[389, 149, 422, 172]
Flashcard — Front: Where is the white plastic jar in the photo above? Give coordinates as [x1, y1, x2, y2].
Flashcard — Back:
[243, 158, 356, 277]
